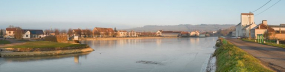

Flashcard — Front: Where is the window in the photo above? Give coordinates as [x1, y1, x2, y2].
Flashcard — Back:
[26, 35, 28, 37]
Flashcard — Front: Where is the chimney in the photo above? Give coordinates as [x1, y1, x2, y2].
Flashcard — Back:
[262, 20, 267, 25]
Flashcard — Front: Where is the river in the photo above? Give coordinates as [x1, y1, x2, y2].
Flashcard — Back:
[0, 37, 217, 72]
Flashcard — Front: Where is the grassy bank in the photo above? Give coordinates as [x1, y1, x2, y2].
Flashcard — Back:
[214, 38, 273, 72]
[242, 39, 285, 48]
[0, 40, 11, 44]
[4, 41, 86, 48]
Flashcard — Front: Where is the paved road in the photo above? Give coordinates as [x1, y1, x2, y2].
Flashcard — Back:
[227, 38, 285, 72]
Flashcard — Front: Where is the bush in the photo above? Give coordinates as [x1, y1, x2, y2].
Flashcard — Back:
[44, 35, 68, 42]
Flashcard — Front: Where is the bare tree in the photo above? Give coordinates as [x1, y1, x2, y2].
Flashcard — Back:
[67, 28, 73, 37]
[44, 29, 51, 35]
[61, 29, 67, 34]
[85, 29, 92, 37]
[0, 29, 3, 38]
[54, 29, 60, 35]
[14, 27, 23, 39]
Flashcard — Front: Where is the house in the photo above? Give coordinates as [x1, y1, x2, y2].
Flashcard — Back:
[117, 30, 128, 37]
[137, 32, 156, 37]
[269, 24, 285, 33]
[128, 30, 137, 37]
[231, 31, 236, 37]
[156, 30, 162, 36]
[250, 20, 275, 39]
[93, 27, 115, 37]
[22, 29, 45, 39]
[236, 13, 255, 38]
[242, 23, 257, 38]
[72, 29, 82, 36]
[158, 30, 181, 37]
[5, 28, 17, 38]
[268, 24, 285, 40]
[179, 32, 190, 37]
[189, 31, 200, 37]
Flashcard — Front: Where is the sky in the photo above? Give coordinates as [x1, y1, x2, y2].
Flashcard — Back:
[0, 0, 284, 29]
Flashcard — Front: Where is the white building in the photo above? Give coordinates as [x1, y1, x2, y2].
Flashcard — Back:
[127, 31, 137, 37]
[22, 30, 45, 39]
[235, 13, 256, 38]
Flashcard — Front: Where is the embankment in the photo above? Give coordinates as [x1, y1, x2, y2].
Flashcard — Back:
[213, 38, 273, 72]
[0, 47, 93, 57]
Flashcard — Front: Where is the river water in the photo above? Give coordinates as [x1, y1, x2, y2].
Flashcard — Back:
[0, 37, 217, 72]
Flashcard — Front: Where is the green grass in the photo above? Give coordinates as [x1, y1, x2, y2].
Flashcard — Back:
[4, 41, 87, 48]
[0, 40, 11, 44]
[242, 39, 285, 48]
[241, 38, 256, 42]
[214, 38, 273, 72]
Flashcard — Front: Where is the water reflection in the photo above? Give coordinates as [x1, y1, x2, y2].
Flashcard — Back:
[74, 55, 79, 64]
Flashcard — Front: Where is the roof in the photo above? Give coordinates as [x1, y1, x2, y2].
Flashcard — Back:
[268, 24, 285, 28]
[23, 29, 44, 34]
[235, 23, 241, 27]
[6, 28, 17, 31]
[93, 27, 114, 33]
[242, 24, 255, 30]
[73, 29, 81, 32]
[252, 24, 275, 32]
[241, 13, 254, 15]
[118, 30, 127, 32]
[159, 30, 181, 33]
[180, 32, 189, 34]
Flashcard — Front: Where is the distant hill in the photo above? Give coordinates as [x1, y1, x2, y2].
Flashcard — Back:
[125, 24, 236, 32]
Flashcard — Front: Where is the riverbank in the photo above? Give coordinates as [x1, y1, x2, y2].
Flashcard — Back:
[0, 41, 94, 57]
[81, 37, 178, 40]
[214, 38, 273, 72]
[0, 48, 93, 57]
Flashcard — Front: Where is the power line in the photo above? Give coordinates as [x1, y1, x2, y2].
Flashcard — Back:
[256, 0, 281, 16]
[253, 0, 272, 12]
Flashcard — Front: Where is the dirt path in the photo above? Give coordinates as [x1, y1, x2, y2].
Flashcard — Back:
[227, 38, 285, 72]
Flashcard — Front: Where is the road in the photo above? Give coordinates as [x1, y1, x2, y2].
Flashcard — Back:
[227, 38, 285, 72]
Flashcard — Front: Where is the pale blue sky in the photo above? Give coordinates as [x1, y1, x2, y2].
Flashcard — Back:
[0, 0, 284, 29]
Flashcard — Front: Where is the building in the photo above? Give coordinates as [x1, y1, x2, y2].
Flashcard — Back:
[72, 29, 82, 36]
[189, 31, 200, 37]
[250, 20, 274, 39]
[128, 31, 137, 37]
[93, 27, 115, 37]
[236, 13, 256, 38]
[269, 24, 285, 33]
[179, 32, 190, 37]
[22, 29, 45, 39]
[137, 32, 156, 37]
[117, 30, 138, 37]
[156, 30, 162, 36]
[157, 30, 181, 37]
[5, 28, 17, 38]
[117, 30, 128, 37]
